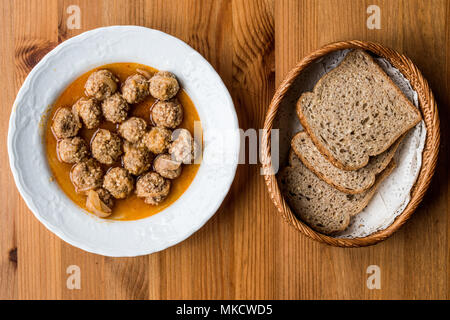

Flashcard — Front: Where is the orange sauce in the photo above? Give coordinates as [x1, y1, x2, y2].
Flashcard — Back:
[45, 63, 201, 221]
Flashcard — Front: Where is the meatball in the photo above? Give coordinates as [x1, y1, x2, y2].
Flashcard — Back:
[151, 99, 183, 128]
[136, 172, 171, 205]
[153, 154, 182, 179]
[72, 97, 102, 129]
[123, 142, 153, 176]
[103, 167, 134, 199]
[101, 93, 130, 124]
[118, 117, 147, 143]
[95, 187, 114, 209]
[85, 69, 119, 101]
[169, 129, 200, 164]
[52, 107, 81, 139]
[91, 129, 123, 165]
[149, 71, 180, 101]
[143, 127, 172, 154]
[57, 137, 89, 164]
[70, 158, 103, 193]
[121, 74, 149, 104]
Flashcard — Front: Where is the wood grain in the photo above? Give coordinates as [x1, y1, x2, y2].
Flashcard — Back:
[0, 0, 17, 300]
[0, 0, 449, 299]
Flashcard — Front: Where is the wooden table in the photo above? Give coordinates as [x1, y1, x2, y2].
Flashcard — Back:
[1, 0, 449, 300]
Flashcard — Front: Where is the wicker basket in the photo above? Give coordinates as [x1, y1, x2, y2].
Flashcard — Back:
[262, 40, 440, 247]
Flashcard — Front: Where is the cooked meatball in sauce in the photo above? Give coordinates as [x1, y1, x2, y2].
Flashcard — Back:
[143, 127, 172, 154]
[46, 63, 201, 221]
[118, 117, 147, 143]
[52, 107, 81, 139]
[123, 141, 153, 176]
[103, 167, 134, 199]
[70, 158, 103, 193]
[136, 172, 171, 205]
[72, 97, 102, 129]
[85, 69, 119, 100]
[102, 93, 129, 124]
[57, 136, 89, 164]
[153, 154, 182, 179]
[91, 129, 123, 165]
[122, 74, 150, 104]
[149, 71, 180, 101]
[151, 99, 183, 129]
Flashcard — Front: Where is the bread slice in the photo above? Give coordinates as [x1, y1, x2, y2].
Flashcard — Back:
[296, 49, 421, 171]
[291, 131, 401, 194]
[279, 150, 396, 235]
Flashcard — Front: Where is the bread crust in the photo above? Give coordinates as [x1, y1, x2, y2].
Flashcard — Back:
[296, 49, 421, 171]
[290, 131, 402, 194]
[280, 156, 396, 235]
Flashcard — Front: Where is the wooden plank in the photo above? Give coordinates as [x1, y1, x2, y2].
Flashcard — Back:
[396, 0, 448, 299]
[0, 0, 18, 300]
[12, 0, 62, 300]
[447, 0, 450, 300]
[231, 0, 276, 299]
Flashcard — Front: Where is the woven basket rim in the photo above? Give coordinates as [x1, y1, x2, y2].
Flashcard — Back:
[262, 40, 440, 247]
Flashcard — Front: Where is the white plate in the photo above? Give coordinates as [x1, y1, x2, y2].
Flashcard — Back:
[8, 26, 239, 257]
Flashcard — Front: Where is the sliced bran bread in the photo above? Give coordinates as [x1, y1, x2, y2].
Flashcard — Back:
[291, 131, 402, 194]
[279, 150, 396, 235]
[296, 49, 421, 171]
